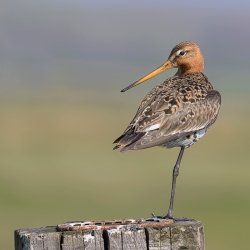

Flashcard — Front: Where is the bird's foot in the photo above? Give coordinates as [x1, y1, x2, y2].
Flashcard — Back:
[161, 210, 174, 220]
[150, 212, 173, 221]
[151, 212, 194, 222]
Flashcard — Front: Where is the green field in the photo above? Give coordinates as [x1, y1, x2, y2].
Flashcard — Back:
[0, 88, 249, 249]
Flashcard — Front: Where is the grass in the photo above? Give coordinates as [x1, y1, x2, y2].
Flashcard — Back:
[0, 88, 249, 249]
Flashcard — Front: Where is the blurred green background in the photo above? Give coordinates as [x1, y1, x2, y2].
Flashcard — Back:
[1, 0, 250, 249]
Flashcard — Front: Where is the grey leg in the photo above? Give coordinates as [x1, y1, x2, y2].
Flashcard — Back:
[162, 146, 185, 219]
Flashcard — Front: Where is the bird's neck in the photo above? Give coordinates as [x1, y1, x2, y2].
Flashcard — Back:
[176, 61, 204, 76]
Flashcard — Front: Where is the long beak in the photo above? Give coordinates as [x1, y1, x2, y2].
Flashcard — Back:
[121, 60, 173, 92]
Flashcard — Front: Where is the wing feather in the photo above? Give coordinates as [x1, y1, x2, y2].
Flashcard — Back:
[121, 90, 220, 151]
[114, 73, 221, 152]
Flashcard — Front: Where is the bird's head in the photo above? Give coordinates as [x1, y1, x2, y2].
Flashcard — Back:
[121, 41, 204, 92]
[168, 41, 204, 77]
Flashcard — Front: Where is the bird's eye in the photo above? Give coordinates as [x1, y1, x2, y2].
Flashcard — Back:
[179, 51, 186, 56]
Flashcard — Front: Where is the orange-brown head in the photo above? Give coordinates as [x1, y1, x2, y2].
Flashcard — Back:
[168, 41, 204, 76]
[121, 41, 204, 92]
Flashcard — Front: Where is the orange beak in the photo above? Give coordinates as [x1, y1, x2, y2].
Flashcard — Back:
[121, 60, 174, 92]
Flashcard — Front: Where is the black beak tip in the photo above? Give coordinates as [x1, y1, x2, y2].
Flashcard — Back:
[121, 87, 129, 92]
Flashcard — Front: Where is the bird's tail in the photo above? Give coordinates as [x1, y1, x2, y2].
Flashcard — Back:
[113, 129, 145, 151]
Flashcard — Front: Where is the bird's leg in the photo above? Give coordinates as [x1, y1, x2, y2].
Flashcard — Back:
[162, 146, 185, 219]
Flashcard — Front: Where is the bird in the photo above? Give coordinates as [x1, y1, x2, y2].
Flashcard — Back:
[113, 41, 221, 220]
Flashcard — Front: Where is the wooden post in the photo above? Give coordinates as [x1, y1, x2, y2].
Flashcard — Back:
[15, 219, 205, 250]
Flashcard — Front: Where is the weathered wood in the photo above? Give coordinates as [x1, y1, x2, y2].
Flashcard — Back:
[15, 220, 205, 250]
[170, 221, 205, 250]
[15, 227, 61, 250]
[121, 224, 147, 250]
[61, 231, 84, 250]
[146, 226, 171, 249]
[94, 230, 105, 250]
[106, 228, 122, 250]
[145, 221, 205, 249]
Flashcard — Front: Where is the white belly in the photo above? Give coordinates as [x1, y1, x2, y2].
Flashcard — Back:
[160, 128, 208, 149]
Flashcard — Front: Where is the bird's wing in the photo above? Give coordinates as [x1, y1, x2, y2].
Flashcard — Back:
[118, 89, 221, 151]
[121, 82, 162, 135]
